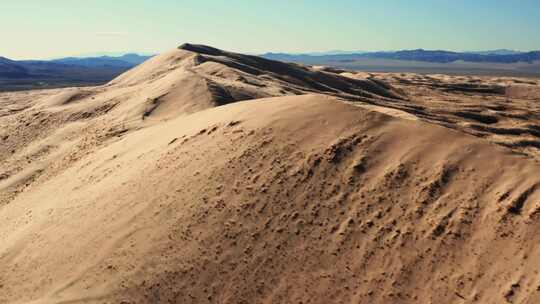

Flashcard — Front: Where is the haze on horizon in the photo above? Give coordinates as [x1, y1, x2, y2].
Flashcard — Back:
[2, 0, 540, 60]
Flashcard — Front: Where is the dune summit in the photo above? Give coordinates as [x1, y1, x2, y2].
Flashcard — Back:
[1, 45, 540, 303]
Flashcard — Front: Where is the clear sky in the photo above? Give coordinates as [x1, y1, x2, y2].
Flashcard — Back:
[2, 0, 540, 59]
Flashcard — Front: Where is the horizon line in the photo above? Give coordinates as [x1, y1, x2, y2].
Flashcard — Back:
[5, 46, 540, 61]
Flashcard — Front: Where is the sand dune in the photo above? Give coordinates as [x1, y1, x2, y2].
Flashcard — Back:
[1, 45, 540, 303]
[0, 44, 403, 206]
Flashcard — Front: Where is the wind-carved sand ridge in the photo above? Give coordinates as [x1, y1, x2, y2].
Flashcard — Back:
[1, 44, 540, 303]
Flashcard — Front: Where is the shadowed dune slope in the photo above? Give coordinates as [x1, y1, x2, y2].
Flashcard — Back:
[104, 43, 404, 122]
[1, 94, 540, 303]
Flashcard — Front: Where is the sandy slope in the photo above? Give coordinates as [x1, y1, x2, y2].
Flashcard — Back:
[1, 45, 540, 303]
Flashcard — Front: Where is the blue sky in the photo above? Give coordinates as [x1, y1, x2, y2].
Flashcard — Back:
[2, 0, 540, 59]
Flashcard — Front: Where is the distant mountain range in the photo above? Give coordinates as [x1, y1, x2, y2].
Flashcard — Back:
[294, 50, 369, 56]
[465, 49, 525, 56]
[51, 53, 151, 67]
[0, 53, 152, 91]
[262, 49, 540, 64]
[261, 49, 540, 77]
[2, 48, 540, 91]
[0, 57, 29, 78]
